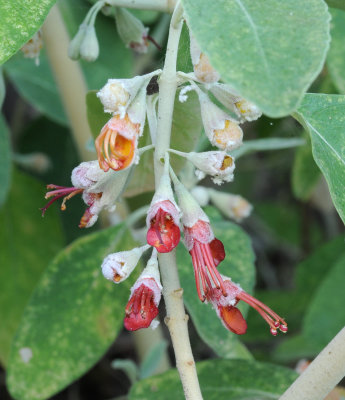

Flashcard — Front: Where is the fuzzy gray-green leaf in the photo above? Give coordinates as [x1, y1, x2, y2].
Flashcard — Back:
[7, 224, 138, 400]
[182, 0, 330, 117]
[294, 93, 345, 224]
[0, 170, 63, 365]
[129, 359, 297, 400]
[0, 0, 56, 65]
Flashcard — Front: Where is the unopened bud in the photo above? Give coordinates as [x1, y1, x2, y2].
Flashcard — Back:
[68, 24, 88, 60]
[21, 31, 43, 66]
[115, 8, 149, 54]
[195, 87, 243, 151]
[101, 244, 150, 283]
[80, 26, 99, 62]
[210, 83, 262, 122]
[208, 189, 252, 222]
[189, 32, 220, 83]
[186, 151, 235, 185]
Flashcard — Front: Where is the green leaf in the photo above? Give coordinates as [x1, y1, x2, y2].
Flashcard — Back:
[0, 170, 63, 366]
[273, 234, 345, 361]
[0, 115, 11, 207]
[177, 213, 255, 359]
[7, 224, 139, 400]
[327, 9, 345, 93]
[129, 359, 297, 400]
[303, 253, 345, 349]
[139, 340, 168, 379]
[273, 335, 321, 363]
[182, 0, 330, 117]
[0, 0, 56, 66]
[326, 0, 345, 10]
[292, 132, 321, 201]
[231, 137, 305, 159]
[4, 51, 67, 125]
[294, 93, 345, 224]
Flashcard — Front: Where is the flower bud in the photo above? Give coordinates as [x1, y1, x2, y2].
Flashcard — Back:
[80, 26, 99, 62]
[97, 72, 159, 117]
[21, 31, 43, 66]
[115, 8, 149, 54]
[195, 87, 243, 151]
[101, 244, 150, 283]
[208, 189, 252, 222]
[68, 24, 87, 60]
[186, 151, 235, 185]
[210, 83, 262, 122]
[189, 32, 220, 83]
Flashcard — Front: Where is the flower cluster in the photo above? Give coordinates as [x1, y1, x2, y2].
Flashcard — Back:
[41, 23, 286, 336]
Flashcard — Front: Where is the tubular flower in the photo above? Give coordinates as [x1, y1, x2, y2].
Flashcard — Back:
[186, 151, 235, 185]
[207, 276, 288, 336]
[95, 114, 139, 172]
[208, 190, 253, 222]
[41, 160, 131, 228]
[194, 85, 243, 151]
[185, 220, 226, 302]
[101, 244, 150, 283]
[209, 83, 262, 123]
[189, 32, 220, 83]
[124, 250, 162, 331]
[146, 167, 181, 253]
[172, 174, 225, 301]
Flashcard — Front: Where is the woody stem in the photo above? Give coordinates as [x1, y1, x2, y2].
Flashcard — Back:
[279, 326, 345, 400]
[154, 3, 203, 400]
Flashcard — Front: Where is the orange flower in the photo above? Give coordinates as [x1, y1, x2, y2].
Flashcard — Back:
[95, 114, 140, 172]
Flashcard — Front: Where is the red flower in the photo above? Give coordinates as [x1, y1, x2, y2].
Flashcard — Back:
[147, 200, 180, 253]
[184, 220, 225, 302]
[207, 278, 288, 336]
[124, 280, 160, 331]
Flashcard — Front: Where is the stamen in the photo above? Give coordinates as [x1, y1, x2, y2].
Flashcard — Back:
[191, 249, 205, 302]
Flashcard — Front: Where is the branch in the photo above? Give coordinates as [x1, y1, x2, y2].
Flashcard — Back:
[106, 0, 176, 13]
[280, 327, 345, 400]
[153, 3, 203, 399]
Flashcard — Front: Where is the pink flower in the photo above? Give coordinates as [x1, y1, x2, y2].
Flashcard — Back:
[124, 251, 162, 331]
[184, 220, 225, 302]
[207, 277, 288, 336]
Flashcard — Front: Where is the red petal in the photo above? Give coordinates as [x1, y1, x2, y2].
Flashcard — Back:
[124, 301, 158, 331]
[147, 211, 180, 253]
[219, 305, 247, 335]
[210, 238, 225, 266]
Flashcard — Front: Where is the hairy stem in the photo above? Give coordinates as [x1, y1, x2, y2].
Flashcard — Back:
[280, 327, 345, 400]
[106, 0, 176, 12]
[154, 4, 203, 400]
